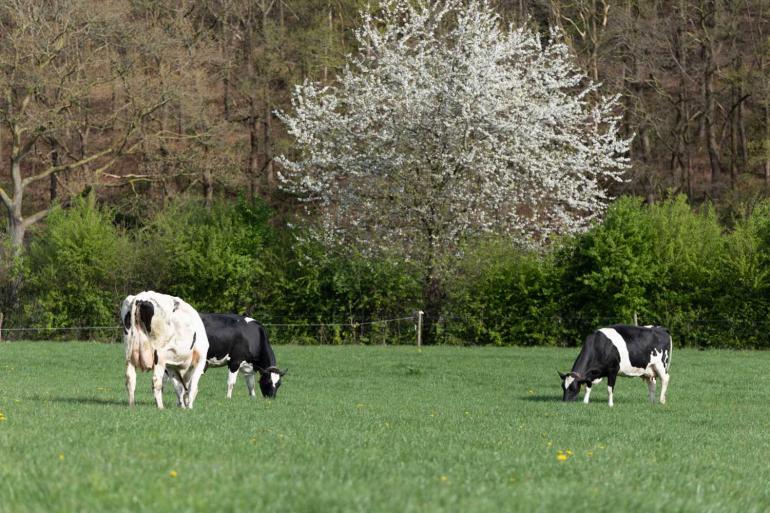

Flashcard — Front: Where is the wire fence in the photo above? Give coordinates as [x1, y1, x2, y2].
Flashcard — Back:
[2, 312, 770, 348]
[0, 316, 421, 345]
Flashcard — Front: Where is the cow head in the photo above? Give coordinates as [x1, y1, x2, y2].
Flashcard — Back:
[258, 366, 286, 398]
[558, 371, 583, 401]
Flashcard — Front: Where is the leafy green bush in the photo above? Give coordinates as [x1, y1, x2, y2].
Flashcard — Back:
[447, 240, 564, 346]
[13, 192, 770, 347]
[712, 202, 770, 347]
[558, 196, 661, 339]
[271, 238, 421, 344]
[137, 197, 274, 315]
[24, 194, 132, 337]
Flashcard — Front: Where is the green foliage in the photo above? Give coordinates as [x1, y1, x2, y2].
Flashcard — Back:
[271, 237, 421, 344]
[559, 197, 660, 335]
[448, 241, 564, 346]
[558, 196, 733, 346]
[11, 193, 770, 347]
[24, 194, 131, 335]
[711, 202, 770, 347]
[138, 198, 274, 314]
[0, 235, 26, 323]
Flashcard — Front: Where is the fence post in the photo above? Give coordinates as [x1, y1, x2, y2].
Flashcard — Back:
[633, 312, 638, 326]
[0, 312, 3, 342]
[416, 310, 423, 348]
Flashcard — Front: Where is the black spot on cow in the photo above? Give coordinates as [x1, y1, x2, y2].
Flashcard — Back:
[137, 300, 154, 334]
[123, 311, 131, 334]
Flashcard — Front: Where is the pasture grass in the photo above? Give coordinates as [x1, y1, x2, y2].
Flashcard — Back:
[0, 343, 768, 513]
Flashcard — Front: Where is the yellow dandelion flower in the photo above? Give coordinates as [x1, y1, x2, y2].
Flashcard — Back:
[566, 450, 574, 456]
[169, 470, 177, 478]
[58, 453, 64, 461]
[439, 475, 449, 482]
[556, 453, 568, 462]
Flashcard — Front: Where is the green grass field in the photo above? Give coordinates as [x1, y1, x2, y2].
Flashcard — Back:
[0, 343, 769, 513]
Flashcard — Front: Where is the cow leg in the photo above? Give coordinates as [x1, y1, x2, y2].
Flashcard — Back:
[166, 369, 187, 407]
[656, 366, 670, 405]
[152, 362, 166, 410]
[244, 372, 257, 398]
[125, 361, 137, 406]
[226, 368, 239, 399]
[607, 371, 618, 407]
[644, 376, 656, 403]
[583, 384, 592, 404]
[224, 360, 245, 399]
[185, 352, 206, 409]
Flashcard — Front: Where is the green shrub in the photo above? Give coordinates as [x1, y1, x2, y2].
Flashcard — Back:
[271, 238, 421, 344]
[447, 240, 564, 346]
[713, 202, 770, 347]
[558, 197, 661, 339]
[24, 194, 131, 338]
[138, 197, 274, 315]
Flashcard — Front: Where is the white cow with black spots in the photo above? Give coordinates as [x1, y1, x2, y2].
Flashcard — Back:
[120, 291, 209, 409]
[558, 325, 672, 406]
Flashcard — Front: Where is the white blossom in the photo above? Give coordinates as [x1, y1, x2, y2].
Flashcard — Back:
[277, 0, 631, 264]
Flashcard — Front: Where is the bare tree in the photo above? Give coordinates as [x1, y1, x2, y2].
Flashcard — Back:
[0, 0, 163, 253]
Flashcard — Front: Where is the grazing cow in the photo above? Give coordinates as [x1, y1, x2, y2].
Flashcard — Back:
[558, 325, 672, 407]
[121, 291, 209, 409]
[198, 313, 285, 399]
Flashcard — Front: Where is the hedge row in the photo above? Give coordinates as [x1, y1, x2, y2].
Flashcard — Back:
[3, 194, 770, 347]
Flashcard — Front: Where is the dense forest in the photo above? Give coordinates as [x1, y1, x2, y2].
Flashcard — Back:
[1, 0, 769, 346]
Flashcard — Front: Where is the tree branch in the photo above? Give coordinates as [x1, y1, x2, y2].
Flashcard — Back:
[21, 147, 113, 188]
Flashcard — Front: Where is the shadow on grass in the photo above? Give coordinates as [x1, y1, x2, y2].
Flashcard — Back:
[29, 394, 153, 406]
[521, 394, 562, 402]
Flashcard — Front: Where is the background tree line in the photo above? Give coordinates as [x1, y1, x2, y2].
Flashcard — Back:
[2, 0, 768, 250]
[5, 193, 770, 348]
[0, 0, 769, 346]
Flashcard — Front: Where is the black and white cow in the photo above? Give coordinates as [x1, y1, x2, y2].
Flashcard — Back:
[121, 291, 209, 409]
[199, 313, 285, 399]
[558, 325, 672, 407]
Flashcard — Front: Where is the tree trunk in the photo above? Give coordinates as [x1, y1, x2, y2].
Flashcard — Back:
[729, 82, 737, 189]
[262, 96, 274, 191]
[421, 274, 445, 345]
[203, 152, 214, 210]
[702, 0, 723, 186]
[8, 211, 26, 256]
[249, 109, 259, 199]
[49, 140, 59, 202]
[765, 102, 770, 188]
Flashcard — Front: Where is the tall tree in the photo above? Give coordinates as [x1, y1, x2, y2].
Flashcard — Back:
[278, 0, 631, 339]
[0, 0, 160, 252]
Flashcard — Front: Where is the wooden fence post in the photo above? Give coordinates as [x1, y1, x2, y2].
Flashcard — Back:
[416, 310, 423, 348]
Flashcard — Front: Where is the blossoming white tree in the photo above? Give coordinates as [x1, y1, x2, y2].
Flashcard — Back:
[278, 0, 631, 338]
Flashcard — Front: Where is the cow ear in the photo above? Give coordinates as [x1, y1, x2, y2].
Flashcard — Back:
[557, 370, 567, 380]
